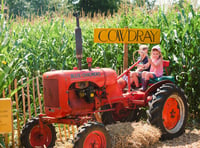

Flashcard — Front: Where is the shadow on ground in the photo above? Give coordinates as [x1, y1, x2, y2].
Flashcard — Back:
[150, 129, 200, 148]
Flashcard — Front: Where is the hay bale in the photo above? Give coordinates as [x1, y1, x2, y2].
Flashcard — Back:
[55, 141, 73, 148]
[106, 121, 161, 148]
[56, 121, 161, 148]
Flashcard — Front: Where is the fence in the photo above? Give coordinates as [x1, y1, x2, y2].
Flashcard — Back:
[1, 77, 77, 148]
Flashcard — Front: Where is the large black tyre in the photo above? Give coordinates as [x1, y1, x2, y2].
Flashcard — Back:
[147, 83, 188, 140]
[73, 122, 111, 148]
[101, 104, 139, 125]
[20, 118, 56, 148]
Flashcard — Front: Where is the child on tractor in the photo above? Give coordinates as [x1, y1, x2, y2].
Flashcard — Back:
[118, 45, 149, 90]
[140, 45, 163, 91]
[130, 45, 150, 89]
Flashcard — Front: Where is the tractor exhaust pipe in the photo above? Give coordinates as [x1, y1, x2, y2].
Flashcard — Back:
[73, 12, 82, 70]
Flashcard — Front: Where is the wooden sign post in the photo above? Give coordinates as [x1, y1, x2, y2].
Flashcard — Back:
[123, 27, 128, 70]
[94, 28, 160, 70]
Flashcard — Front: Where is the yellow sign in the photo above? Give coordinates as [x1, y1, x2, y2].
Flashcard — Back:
[0, 98, 12, 133]
[94, 28, 160, 44]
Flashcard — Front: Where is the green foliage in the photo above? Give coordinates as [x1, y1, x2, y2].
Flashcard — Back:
[74, 0, 122, 16]
[164, 5, 200, 121]
[5, 0, 122, 18]
[6, 0, 49, 18]
[0, 134, 5, 148]
[0, 2, 200, 120]
[131, 0, 156, 10]
[48, 0, 70, 13]
[1, 0, 4, 14]
[0, 14, 23, 94]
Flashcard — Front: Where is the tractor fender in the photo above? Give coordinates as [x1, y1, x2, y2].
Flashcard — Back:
[145, 80, 174, 103]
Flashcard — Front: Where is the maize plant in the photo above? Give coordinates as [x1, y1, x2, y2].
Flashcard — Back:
[0, 2, 200, 121]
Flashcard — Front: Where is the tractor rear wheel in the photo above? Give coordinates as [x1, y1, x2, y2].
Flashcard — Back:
[73, 122, 111, 148]
[20, 118, 56, 148]
[147, 83, 188, 140]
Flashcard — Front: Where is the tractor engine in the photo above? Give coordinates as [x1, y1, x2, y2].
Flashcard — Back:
[74, 81, 96, 103]
[42, 68, 121, 118]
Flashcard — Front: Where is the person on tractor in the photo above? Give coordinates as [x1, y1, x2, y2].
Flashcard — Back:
[130, 44, 150, 89]
[117, 44, 150, 90]
[140, 45, 163, 91]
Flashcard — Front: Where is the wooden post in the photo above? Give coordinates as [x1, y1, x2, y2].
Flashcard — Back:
[67, 125, 71, 139]
[9, 85, 15, 148]
[2, 89, 5, 98]
[8, 85, 11, 95]
[14, 79, 21, 146]
[123, 26, 128, 71]
[36, 77, 43, 113]
[32, 79, 37, 116]
[21, 79, 26, 124]
[58, 124, 63, 142]
[94, 112, 102, 123]
[72, 125, 75, 138]
[63, 125, 67, 140]
[27, 77, 31, 119]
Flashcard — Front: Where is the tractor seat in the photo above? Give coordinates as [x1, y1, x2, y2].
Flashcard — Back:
[149, 76, 175, 83]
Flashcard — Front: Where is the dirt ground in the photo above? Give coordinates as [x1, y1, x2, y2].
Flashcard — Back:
[55, 122, 200, 148]
[150, 128, 200, 148]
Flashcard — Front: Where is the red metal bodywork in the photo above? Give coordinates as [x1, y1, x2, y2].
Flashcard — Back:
[41, 60, 173, 125]
[43, 68, 122, 118]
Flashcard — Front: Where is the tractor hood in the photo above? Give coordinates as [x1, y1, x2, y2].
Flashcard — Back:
[43, 68, 118, 88]
[42, 68, 118, 117]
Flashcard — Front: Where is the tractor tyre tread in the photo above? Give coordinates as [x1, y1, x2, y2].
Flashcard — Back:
[20, 118, 56, 148]
[147, 83, 188, 140]
[73, 122, 111, 148]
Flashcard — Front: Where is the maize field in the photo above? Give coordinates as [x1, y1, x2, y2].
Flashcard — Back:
[0, 1, 200, 147]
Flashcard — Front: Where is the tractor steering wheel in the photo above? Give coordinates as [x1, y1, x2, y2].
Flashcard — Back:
[117, 50, 142, 80]
[132, 50, 139, 64]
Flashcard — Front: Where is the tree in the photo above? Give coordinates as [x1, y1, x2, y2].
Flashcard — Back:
[131, 0, 156, 10]
[6, 0, 49, 18]
[70, 0, 122, 17]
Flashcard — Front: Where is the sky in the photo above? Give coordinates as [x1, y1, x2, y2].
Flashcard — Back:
[130, 0, 200, 8]
[156, 0, 200, 7]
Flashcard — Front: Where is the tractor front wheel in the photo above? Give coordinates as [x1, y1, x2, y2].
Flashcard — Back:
[73, 122, 111, 148]
[20, 118, 56, 148]
[147, 83, 188, 140]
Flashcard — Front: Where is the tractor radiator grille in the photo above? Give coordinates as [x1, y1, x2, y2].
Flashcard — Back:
[43, 79, 60, 108]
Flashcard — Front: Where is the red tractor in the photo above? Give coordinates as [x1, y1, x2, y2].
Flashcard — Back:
[20, 13, 188, 148]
